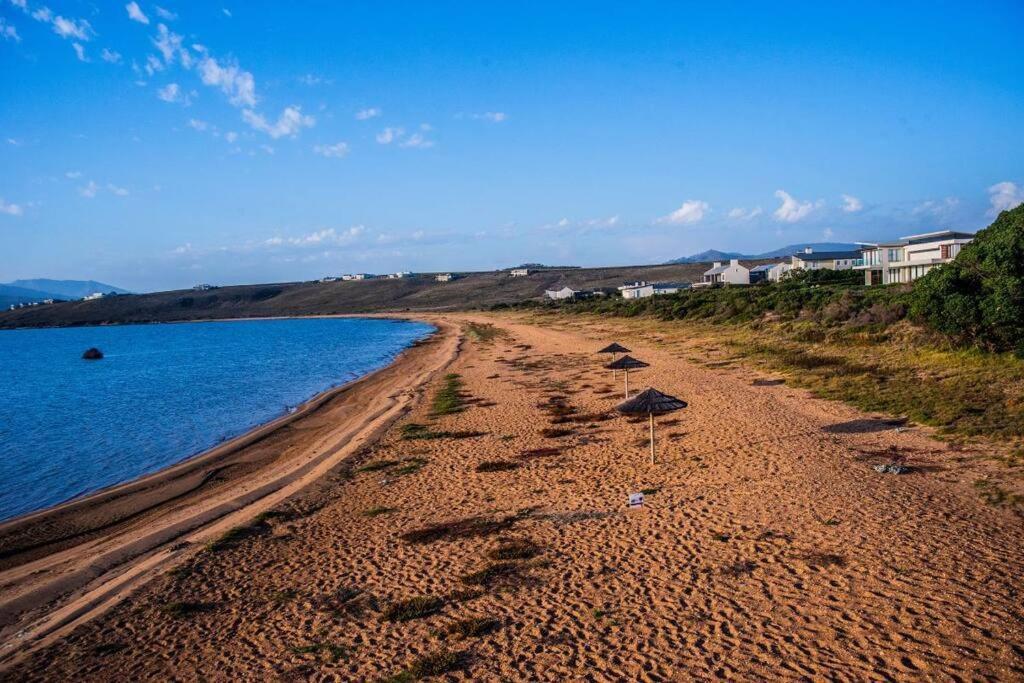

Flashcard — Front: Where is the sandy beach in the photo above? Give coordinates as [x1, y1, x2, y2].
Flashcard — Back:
[2, 313, 1023, 681]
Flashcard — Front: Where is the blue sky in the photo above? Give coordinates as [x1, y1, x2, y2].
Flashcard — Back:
[1, 1, 1022, 291]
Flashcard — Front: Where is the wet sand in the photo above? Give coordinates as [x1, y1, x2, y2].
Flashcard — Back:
[2, 313, 1023, 681]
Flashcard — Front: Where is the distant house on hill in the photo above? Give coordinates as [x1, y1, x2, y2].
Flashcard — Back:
[509, 268, 532, 277]
[618, 281, 650, 299]
[83, 292, 105, 300]
[389, 271, 412, 279]
[436, 273, 458, 282]
[320, 276, 339, 283]
[694, 259, 750, 287]
[545, 286, 580, 300]
[855, 230, 974, 285]
[341, 273, 370, 281]
[192, 283, 215, 291]
[790, 247, 859, 271]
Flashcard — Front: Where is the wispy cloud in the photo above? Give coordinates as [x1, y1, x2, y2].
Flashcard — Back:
[107, 183, 130, 196]
[263, 226, 366, 248]
[51, 15, 92, 41]
[155, 6, 177, 21]
[376, 127, 403, 144]
[242, 106, 314, 139]
[0, 198, 24, 216]
[126, 2, 150, 24]
[727, 206, 762, 220]
[658, 199, 710, 225]
[72, 42, 87, 61]
[313, 141, 350, 158]
[156, 82, 192, 105]
[79, 180, 99, 198]
[101, 48, 122, 63]
[0, 17, 20, 42]
[355, 107, 381, 120]
[474, 112, 507, 123]
[912, 196, 959, 218]
[987, 181, 1023, 216]
[400, 132, 434, 149]
[840, 194, 863, 213]
[773, 190, 823, 223]
[197, 55, 256, 107]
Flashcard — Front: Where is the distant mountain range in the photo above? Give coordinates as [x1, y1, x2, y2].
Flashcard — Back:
[1, 279, 129, 308]
[665, 242, 860, 264]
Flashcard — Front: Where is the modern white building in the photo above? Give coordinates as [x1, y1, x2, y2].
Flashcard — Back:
[341, 273, 370, 281]
[855, 230, 974, 285]
[83, 292, 105, 300]
[694, 259, 750, 287]
[790, 247, 860, 271]
[510, 268, 532, 277]
[545, 286, 580, 300]
[390, 271, 412, 279]
[435, 273, 457, 282]
[618, 281, 652, 299]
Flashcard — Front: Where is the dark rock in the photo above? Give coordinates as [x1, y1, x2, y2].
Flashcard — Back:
[873, 462, 910, 475]
[82, 347, 104, 360]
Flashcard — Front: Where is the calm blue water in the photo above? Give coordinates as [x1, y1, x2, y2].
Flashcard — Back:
[0, 317, 434, 521]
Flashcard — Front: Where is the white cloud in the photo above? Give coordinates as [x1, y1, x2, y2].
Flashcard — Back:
[658, 199, 710, 225]
[840, 194, 863, 213]
[400, 132, 434, 149]
[773, 190, 822, 223]
[79, 180, 99, 198]
[222, 8, 232, 17]
[101, 48, 122, 63]
[9, 0, 27, 10]
[297, 73, 327, 86]
[126, 2, 149, 24]
[0, 198, 24, 216]
[242, 106, 314, 138]
[225, 131, 238, 143]
[376, 127, 403, 144]
[153, 23, 191, 68]
[355, 107, 381, 120]
[188, 118, 209, 131]
[987, 181, 1024, 216]
[72, 42, 87, 61]
[107, 183, 129, 196]
[156, 82, 190, 104]
[198, 56, 256, 107]
[727, 206, 762, 220]
[265, 226, 365, 248]
[913, 197, 959, 217]
[155, 6, 177, 20]
[65, 170, 82, 178]
[0, 17, 20, 42]
[313, 141, 350, 158]
[52, 15, 92, 41]
[823, 227, 835, 239]
[474, 112, 507, 123]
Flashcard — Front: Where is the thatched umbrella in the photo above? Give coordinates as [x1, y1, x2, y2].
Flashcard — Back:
[597, 342, 631, 379]
[605, 355, 649, 399]
[617, 388, 688, 464]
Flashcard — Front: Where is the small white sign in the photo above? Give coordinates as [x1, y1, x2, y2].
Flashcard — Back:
[628, 492, 644, 509]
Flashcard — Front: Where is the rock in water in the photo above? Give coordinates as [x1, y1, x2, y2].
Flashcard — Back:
[82, 347, 104, 360]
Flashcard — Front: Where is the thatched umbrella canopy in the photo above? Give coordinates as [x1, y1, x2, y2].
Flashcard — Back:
[617, 388, 688, 464]
[605, 355, 649, 399]
[597, 342, 631, 378]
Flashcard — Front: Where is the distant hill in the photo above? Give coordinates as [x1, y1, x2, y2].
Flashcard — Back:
[667, 242, 860, 264]
[5, 279, 130, 299]
[0, 284, 68, 309]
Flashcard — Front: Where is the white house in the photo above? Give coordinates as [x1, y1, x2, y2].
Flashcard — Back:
[341, 273, 370, 281]
[320, 276, 339, 283]
[790, 247, 860, 271]
[652, 282, 687, 295]
[83, 292, 105, 300]
[855, 230, 974, 285]
[193, 283, 215, 291]
[510, 268, 531, 277]
[545, 286, 580, 300]
[695, 259, 750, 287]
[436, 273, 457, 282]
[619, 282, 652, 299]
[389, 271, 412, 279]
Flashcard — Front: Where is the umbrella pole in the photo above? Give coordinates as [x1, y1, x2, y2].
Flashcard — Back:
[612, 352, 617, 380]
[624, 370, 629, 399]
[649, 412, 655, 465]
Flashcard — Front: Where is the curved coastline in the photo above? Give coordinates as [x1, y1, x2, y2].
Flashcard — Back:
[0, 315, 459, 667]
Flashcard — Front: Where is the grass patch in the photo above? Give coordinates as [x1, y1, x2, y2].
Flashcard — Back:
[432, 373, 465, 416]
[489, 539, 541, 561]
[392, 457, 428, 476]
[206, 523, 266, 552]
[459, 561, 522, 586]
[363, 505, 399, 517]
[465, 321, 505, 342]
[383, 596, 444, 622]
[540, 427, 575, 439]
[400, 423, 487, 441]
[358, 460, 400, 473]
[290, 641, 350, 662]
[401, 515, 519, 545]
[436, 616, 501, 640]
[382, 648, 467, 682]
[475, 460, 520, 473]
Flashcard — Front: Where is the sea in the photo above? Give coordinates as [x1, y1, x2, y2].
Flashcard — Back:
[0, 317, 434, 522]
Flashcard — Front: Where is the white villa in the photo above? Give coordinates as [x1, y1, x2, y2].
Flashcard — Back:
[341, 273, 370, 281]
[855, 230, 974, 285]
[389, 271, 412, 279]
[790, 247, 860, 271]
[83, 292, 105, 300]
[510, 268, 532, 277]
[694, 259, 750, 287]
[436, 273, 457, 282]
[619, 282, 688, 299]
[545, 286, 580, 300]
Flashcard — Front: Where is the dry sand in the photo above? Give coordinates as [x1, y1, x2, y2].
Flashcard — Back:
[1, 313, 1023, 681]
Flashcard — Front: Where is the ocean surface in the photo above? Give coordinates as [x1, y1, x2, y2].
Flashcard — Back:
[0, 317, 434, 522]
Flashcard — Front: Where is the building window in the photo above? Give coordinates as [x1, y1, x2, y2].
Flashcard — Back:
[888, 248, 903, 262]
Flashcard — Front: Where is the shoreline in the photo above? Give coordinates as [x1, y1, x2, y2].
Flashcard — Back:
[0, 314, 434, 529]
[0, 315, 459, 667]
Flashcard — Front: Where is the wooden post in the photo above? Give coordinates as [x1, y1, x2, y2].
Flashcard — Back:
[649, 412, 655, 464]
[624, 370, 629, 399]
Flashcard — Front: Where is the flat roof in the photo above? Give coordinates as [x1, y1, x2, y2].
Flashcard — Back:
[792, 250, 860, 261]
[898, 230, 975, 241]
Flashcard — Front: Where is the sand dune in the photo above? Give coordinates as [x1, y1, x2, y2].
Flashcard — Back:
[2, 313, 1023, 681]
